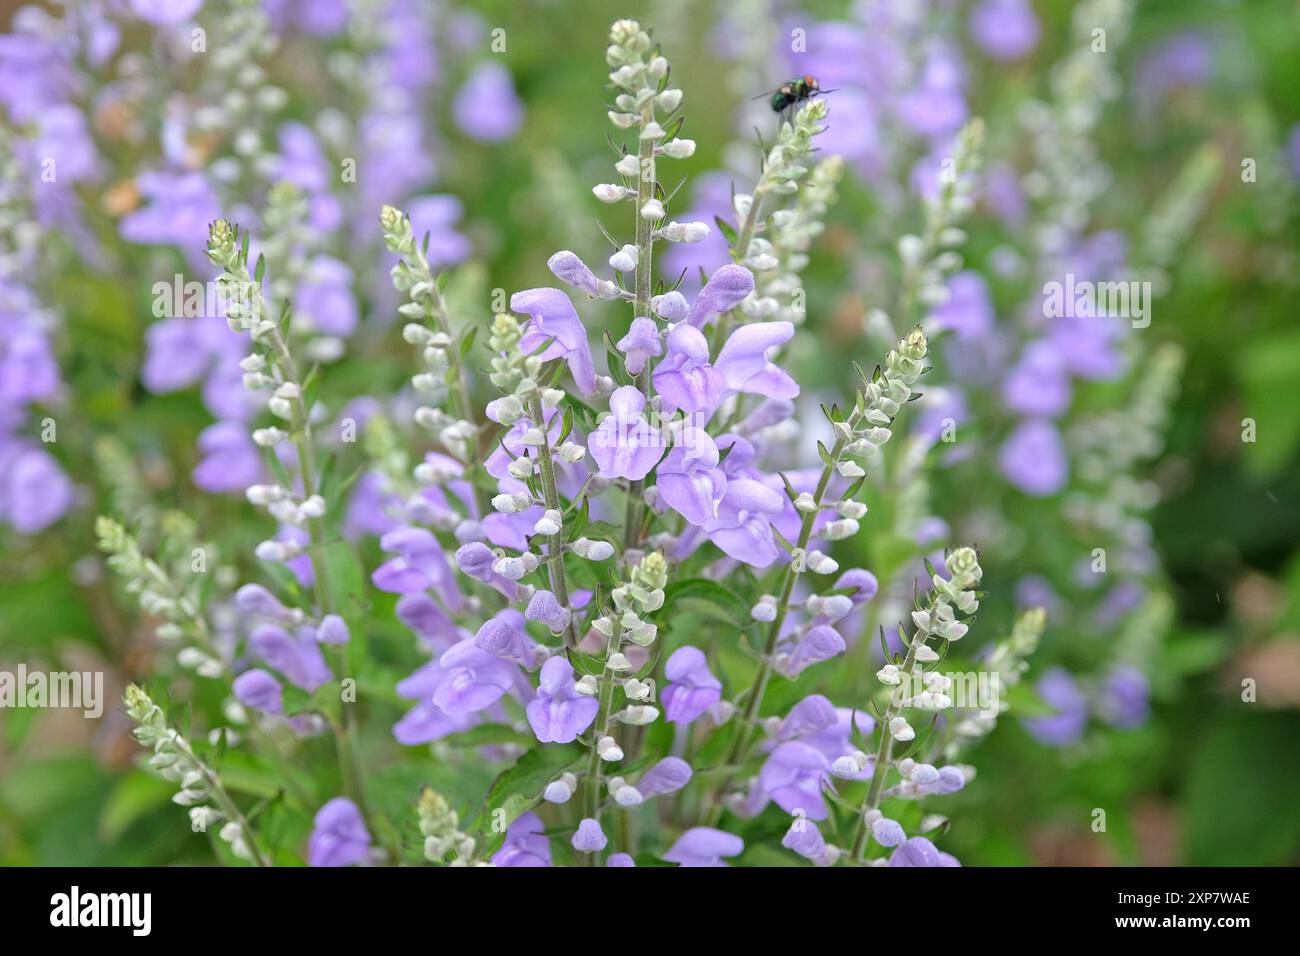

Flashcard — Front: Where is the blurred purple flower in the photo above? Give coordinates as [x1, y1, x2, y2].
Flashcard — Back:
[663, 827, 743, 867]
[969, 0, 1039, 61]
[454, 61, 524, 142]
[308, 797, 370, 867]
[490, 812, 552, 866]
[1022, 667, 1089, 746]
[998, 418, 1067, 496]
[662, 646, 722, 724]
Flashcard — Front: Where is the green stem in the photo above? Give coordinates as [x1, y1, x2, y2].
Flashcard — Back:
[527, 393, 582, 649]
[581, 620, 622, 865]
[702, 421, 854, 825]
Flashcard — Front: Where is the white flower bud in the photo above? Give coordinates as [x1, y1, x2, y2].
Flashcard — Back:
[252, 426, 286, 447]
[890, 717, 916, 742]
[597, 736, 624, 761]
[543, 779, 573, 803]
[750, 596, 777, 622]
[640, 199, 665, 221]
[609, 244, 638, 272]
[493, 556, 528, 581]
[573, 537, 615, 561]
[559, 441, 586, 463]
[606, 653, 632, 672]
[822, 518, 860, 541]
[837, 460, 866, 479]
[267, 396, 293, 419]
[877, 664, 902, 686]
[658, 138, 696, 159]
[640, 120, 665, 139]
[491, 493, 520, 513]
[594, 183, 634, 203]
[655, 88, 682, 111]
[837, 499, 868, 519]
[831, 756, 861, 778]
[299, 495, 326, 519]
[914, 645, 940, 663]
[575, 675, 600, 696]
[533, 509, 562, 536]
[806, 551, 838, 575]
[507, 456, 535, 479]
[794, 492, 817, 513]
[615, 154, 640, 177]
[623, 678, 651, 701]
[616, 705, 659, 725]
[613, 785, 644, 807]
[255, 540, 286, 562]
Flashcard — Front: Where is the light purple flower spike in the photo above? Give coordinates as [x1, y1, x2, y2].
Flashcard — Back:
[588, 386, 666, 480]
[662, 646, 722, 724]
[663, 828, 743, 866]
[526, 657, 598, 743]
[685, 264, 754, 328]
[454, 61, 523, 142]
[511, 287, 596, 395]
[308, 797, 371, 867]
[656, 426, 727, 526]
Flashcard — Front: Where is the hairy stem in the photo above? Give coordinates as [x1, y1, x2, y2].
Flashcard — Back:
[527, 393, 582, 649]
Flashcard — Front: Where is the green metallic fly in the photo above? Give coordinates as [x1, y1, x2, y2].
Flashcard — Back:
[754, 74, 834, 121]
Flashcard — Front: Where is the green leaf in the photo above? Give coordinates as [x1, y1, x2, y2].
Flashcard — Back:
[468, 745, 583, 855]
[320, 539, 369, 620]
[447, 724, 537, 748]
[660, 578, 750, 626]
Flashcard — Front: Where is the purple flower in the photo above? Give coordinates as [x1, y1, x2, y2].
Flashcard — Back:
[1022, 667, 1089, 746]
[524, 589, 570, 637]
[526, 657, 598, 743]
[835, 568, 879, 605]
[758, 741, 832, 820]
[662, 646, 722, 724]
[308, 798, 371, 867]
[639, 757, 693, 797]
[714, 321, 798, 404]
[1097, 665, 1150, 729]
[130, 0, 205, 25]
[780, 625, 847, 678]
[607, 853, 636, 867]
[249, 624, 333, 692]
[0, 446, 73, 533]
[233, 669, 284, 714]
[547, 251, 611, 299]
[454, 62, 524, 142]
[192, 421, 262, 494]
[141, 318, 215, 393]
[235, 583, 293, 621]
[316, 614, 350, 646]
[119, 171, 221, 254]
[474, 609, 538, 666]
[998, 418, 1067, 497]
[685, 265, 755, 328]
[889, 836, 960, 867]
[491, 812, 552, 866]
[896, 43, 968, 139]
[616, 317, 662, 375]
[392, 660, 476, 745]
[782, 819, 829, 864]
[1003, 340, 1072, 417]
[969, 0, 1039, 61]
[705, 478, 785, 568]
[872, 817, 906, 847]
[932, 271, 993, 341]
[653, 324, 727, 415]
[510, 288, 595, 396]
[395, 594, 457, 647]
[663, 827, 743, 867]
[777, 695, 839, 740]
[295, 256, 358, 337]
[433, 640, 517, 716]
[454, 541, 518, 600]
[572, 818, 607, 853]
[656, 427, 727, 526]
[407, 195, 471, 269]
[588, 386, 666, 481]
[372, 526, 460, 603]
